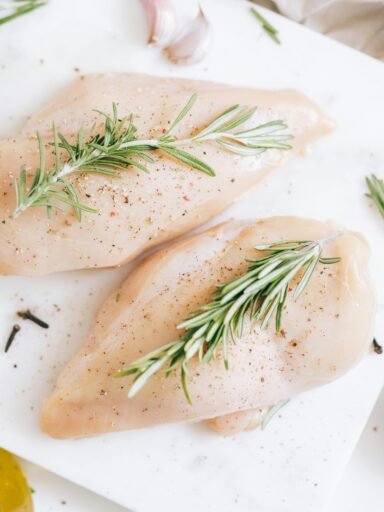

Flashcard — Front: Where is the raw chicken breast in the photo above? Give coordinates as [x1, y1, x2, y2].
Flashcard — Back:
[0, 74, 331, 275]
[41, 217, 376, 439]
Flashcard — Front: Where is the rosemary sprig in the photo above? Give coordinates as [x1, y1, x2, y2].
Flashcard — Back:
[250, 7, 281, 45]
[13, 95, 292, 220]
[0, 0, 46, 26]
[261, 399, 289, 430]
[366, 174, 384, 219]
[117, 234, 341, 403]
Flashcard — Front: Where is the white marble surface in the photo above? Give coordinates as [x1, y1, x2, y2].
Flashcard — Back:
[0, 1, 384, 512]
[328, 390, 384, 511]
[19, 388, 384, 511]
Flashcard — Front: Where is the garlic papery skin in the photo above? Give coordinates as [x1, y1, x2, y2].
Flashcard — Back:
[164, 6, 212, 66]
[140, 0, 178, 47]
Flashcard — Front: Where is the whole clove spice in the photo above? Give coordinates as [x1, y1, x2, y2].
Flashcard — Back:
[373, 338, 383, 355]
[17, 309, 49, 329]
[5, 324, 21, 353]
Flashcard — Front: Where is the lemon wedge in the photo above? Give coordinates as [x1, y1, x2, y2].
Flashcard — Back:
[0, 449, 33, 512]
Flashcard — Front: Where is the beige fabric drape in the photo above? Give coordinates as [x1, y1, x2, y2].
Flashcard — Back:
[252, 0, 384, 60]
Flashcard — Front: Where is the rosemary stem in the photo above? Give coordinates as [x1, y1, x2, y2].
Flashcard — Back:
[318, 230, 344, 247]
[118, 139, 159, 149]
[120, 132, 268, 149]
[57, 162, 77, 179]
[12, 98, 292, 219]
[119, 137, 197, 149]
[11, 136, 200, 219]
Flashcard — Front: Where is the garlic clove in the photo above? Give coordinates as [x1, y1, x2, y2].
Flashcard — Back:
[164, 6, 212, 66]
[140, 0, 178, 47]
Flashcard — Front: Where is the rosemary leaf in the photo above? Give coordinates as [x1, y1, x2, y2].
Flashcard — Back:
[166, 93, 197, 135]
[159, 145, 215, 176]
[366, 174, 384, 219]
[0, 0, 46, 26]
[261, 399, 289, 430]
[118, 234, 341, 402]
[13, 95, 292, 219]
[250, 7, 281, 45]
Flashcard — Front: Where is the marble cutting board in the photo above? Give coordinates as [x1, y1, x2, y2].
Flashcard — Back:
[0, 1, 384, 511]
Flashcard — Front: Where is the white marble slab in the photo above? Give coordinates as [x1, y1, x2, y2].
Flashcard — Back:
[18, 389, 384, 511]
[0, 1, 384, 511]
[21, 459, 127, 512]
[327, 389, 384, 511]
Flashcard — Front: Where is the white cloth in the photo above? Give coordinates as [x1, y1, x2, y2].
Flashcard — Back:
[253, 0, 384, 60]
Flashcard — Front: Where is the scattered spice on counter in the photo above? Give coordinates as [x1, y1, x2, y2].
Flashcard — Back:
[17, 309, 49, 329]
[4, 324, 21, 352]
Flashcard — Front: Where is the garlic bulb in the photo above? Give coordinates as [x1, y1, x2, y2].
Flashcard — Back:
[140, 0, 178, 47]
[164, 7, 212, 65]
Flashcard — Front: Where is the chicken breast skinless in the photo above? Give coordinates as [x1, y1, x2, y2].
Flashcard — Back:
[41, 217, 376, 438]
[0, 74, 332, 275]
